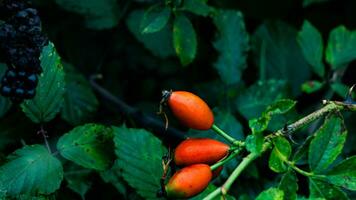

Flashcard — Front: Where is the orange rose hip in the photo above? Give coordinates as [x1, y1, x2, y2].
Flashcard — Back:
[162, 90, 214, 130]
[174, 138, 229, 166]
[165, 164, 212, 198]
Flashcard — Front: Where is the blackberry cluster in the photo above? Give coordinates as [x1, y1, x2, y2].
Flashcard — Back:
[0, 0, 48, 103]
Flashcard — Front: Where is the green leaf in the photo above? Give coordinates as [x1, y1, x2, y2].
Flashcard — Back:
[57, 124, 114, 171]
[235, 79, 288, 119]
[297, 20, 325, 77]
[173, 13, 197, 66]
[265, 99, 297, 115]
[0, 145, 63, 196]
[13, 195, 56, 200]
[54, 0, 120, 29]
[249, 115, 271, 134]
[293, 136, 313, 164]
[0, 94, 11, 119]
[246, 132, 264, 155]
[269, 136, 292, 173]
[21, 43, 65, 123]
[212, 9, 249, 85]
[61, 63, 99, 125]
[302, 81, 324, 94]
[253, 21, 311, 96]
[326, 155, 356, 190]
[190, 184, 235, 200]
[182, 0, 213, 17]
[140, 5, 171, 34]
[0, 63, 11, 118]
[126, 10, 175, 58]
[249, 99, 296, 134]
[256, 188, 284, 200]
[100, 160, 127, 196]
[309, 115, 347, 173]
[309, 178, 348, 200]
[326, 25, 356, 69]
[303, 0, 330, 7]
[279, 171, 298, 200]
[331, 82, 352, 99]
[113, 126, 166, 200]
[299, 196, 324, 200]
[64, 163, 92, 199]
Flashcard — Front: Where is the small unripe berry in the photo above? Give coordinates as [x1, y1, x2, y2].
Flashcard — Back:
[174, 138, 229, 166]
[165, 164, 212, 198]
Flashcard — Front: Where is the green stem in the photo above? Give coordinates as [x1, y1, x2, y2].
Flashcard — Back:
[204, 101, 351, 199]
[204, 151, 261, 200]
[285, 160, 313, 177]
[211, 124, 242, 146]
[210, 148, 241, 171]
[285, 161, 326, 179]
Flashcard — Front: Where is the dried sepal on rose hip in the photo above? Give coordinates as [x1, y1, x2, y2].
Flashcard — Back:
[174, 138, 230, 166]
[161, 90, 214, 130]
[165, 164, 212, 198]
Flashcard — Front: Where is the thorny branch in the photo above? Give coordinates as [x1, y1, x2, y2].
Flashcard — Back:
[204, 100, 356, 200]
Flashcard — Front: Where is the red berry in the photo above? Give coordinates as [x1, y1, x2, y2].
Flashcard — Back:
[162, 90, 214, 130]
[174, 138, 230, 166]
[165, 164, 212, 198]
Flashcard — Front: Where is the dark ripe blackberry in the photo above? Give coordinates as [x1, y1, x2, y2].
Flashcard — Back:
[5, 69, 17, 81]
[18, 25, 27, 32]
[27, 73, 37, 83]
[7, 48, 17, 57]
[0, 0, 48, 102]
[17, 71, 26, 79]
[0, 0, 32, 17]
[14, 87, 25, 98]
[24, 89, 35, 98]
[0, 24, 15, 40]
[1, 77, 8, 85]
[16, 10, 29, 19]
[31, 35, 48, 48]
[0, 85, 12, 97]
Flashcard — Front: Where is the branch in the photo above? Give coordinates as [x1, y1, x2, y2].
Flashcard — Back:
[281, 101, 343, 135]
[89, 75, 186, 145]
[204, 100, 355, 199]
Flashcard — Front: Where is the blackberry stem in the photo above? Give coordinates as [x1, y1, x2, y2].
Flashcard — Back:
[38, 125, 51, 153]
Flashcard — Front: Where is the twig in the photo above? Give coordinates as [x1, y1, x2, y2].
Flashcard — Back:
[89, 74, 186, 145]
[282, 102, 342, 135]
[211, 124, 243, 146]
[204, 100, 354, 199]
[37, 125, 51, 154]
[210, 148, 242, 171]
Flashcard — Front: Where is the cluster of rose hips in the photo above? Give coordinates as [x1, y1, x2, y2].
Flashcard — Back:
[161, 90, 231, 198]
[0, 0, 48, 103]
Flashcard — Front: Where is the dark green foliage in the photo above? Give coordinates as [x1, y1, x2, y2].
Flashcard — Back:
[21, 43, 65, 123]
[0, 0, 356, 200]
[0, 145, 63, 197]
[213, 9, 249, 85]
[278, 171, 298, 200]
[113, 126, 166, 200]
[57, 124, 114, 170]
